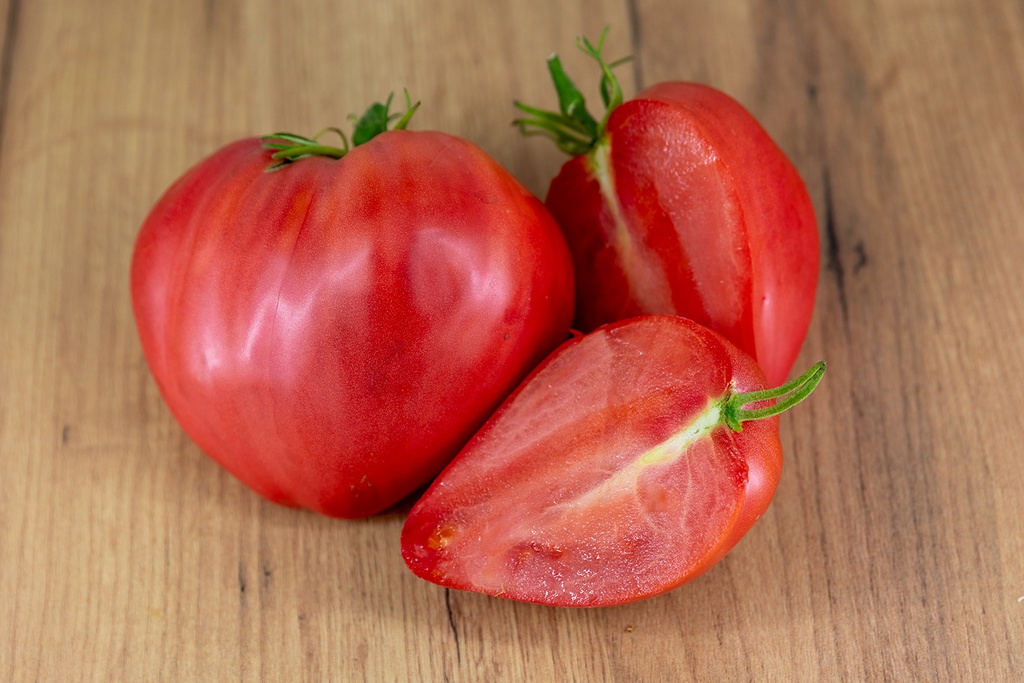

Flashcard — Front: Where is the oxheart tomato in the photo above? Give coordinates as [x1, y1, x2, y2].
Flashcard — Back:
[402, 315, 823, 607]
[515, 33, 819, 386]
[131, 100, 575, 518]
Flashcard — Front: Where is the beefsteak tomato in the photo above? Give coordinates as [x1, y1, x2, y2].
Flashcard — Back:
[402, 315, 824, 606]
[515, 32, 819, 385]
[131, 97, 575, 518]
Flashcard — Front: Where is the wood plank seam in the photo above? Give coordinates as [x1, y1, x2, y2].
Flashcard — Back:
[626, 0, 645, 90]
[820, 167, 848, 328]
[0, 0, 22, 168]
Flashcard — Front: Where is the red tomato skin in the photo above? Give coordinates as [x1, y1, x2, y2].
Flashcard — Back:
[131, 132, 575, 518]
[401, 315, 781, 607]
[546, 82, 819, 386]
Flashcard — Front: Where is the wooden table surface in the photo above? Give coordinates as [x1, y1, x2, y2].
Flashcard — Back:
[2, 0, 1022, 680]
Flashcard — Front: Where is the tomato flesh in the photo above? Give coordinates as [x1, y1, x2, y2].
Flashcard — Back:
[401, 316, 781, 606]
[546, 83, 819, 386]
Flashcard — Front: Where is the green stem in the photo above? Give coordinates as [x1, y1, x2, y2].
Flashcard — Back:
[261, 91, 420, 171]
[513, 27, 631, 157]
[270, 143, 348, 161]
[721, 362, 826, 432]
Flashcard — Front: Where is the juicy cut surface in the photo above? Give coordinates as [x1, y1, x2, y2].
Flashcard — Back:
[402, 317, 762, 606]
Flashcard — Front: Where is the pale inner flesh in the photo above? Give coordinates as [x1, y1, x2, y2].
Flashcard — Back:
[560, 398, 723, 512]
[589, 140, 678, 316]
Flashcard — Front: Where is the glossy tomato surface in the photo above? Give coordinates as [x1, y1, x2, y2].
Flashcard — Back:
[402, 315, 781, 607]
[131, 131, 575, 518]
[546, 82, 819, 385]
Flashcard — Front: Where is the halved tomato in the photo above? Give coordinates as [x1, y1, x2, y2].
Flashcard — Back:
[402, 315, 823, 606]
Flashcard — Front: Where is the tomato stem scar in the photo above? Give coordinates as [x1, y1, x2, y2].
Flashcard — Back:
[721, 361, 826, 432]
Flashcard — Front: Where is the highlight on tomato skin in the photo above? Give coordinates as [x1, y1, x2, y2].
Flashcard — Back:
[130, 95, 576, 519]
[515, 30, 820, 387]
[400, 315, 824, 607]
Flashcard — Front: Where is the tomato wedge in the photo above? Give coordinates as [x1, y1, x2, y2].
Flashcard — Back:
[515, 31, 819, 386]
[401, 316, 823, 606]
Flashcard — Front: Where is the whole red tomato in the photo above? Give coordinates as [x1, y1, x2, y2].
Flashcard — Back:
[515, 32, 819, 385]
[402, 315, 824, 606]
[131, 97, 575, 518]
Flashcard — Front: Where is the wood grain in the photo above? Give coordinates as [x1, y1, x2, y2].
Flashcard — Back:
[1, 0, 1021, 680]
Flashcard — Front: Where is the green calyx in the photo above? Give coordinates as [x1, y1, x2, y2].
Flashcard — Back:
[261, 90, 420, 171]
[513, 28, 632, 156]
[720, 362, 827, 433]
